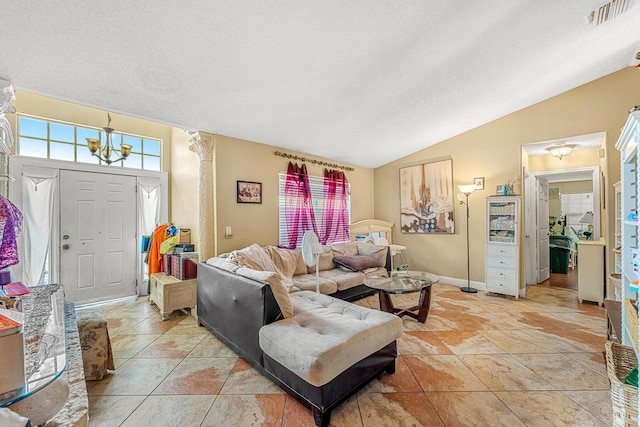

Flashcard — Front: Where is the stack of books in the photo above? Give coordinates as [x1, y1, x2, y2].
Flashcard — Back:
[170, 253, 199, 280]
[0, 312, 21, 337]
[0, 281, 30, 297]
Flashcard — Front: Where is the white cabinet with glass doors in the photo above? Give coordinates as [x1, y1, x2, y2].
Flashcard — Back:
[485, 196, 520, 299]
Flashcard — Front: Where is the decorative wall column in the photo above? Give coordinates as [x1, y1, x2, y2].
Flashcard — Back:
[0, 79, 16, 198]
[188, 131, 215, 260]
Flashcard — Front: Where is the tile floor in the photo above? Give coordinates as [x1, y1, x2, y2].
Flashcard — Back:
[82, 283, 613, 427]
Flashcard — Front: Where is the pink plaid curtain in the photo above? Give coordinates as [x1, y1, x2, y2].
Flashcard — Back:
[283, 162, 318, 248]
[320, 169, 349, 245]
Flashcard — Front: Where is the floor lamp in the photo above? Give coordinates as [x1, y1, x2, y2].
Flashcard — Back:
[458, 184, 477, 293]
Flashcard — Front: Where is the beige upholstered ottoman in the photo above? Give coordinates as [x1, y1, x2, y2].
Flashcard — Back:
[76, 310, 115, 381]
[259, 291, 403, 387]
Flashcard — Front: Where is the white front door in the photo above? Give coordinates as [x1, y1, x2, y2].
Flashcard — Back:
[60, 170, 137, 304]
[536, 177, 550, 283]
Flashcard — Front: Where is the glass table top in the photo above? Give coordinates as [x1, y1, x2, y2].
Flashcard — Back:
[0, 283, 66, 407]
[365, 271, 439, 294]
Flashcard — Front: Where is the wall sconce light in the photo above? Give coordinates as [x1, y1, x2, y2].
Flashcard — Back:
[546, 144, 575, 160]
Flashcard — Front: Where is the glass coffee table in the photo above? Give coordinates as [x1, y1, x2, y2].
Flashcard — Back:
[365, 271, 439, 323]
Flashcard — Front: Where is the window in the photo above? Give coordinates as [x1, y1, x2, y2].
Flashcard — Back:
[17, 115, 162, 170]
[278, 171, 351, 248]
[561, 192, 593, 233]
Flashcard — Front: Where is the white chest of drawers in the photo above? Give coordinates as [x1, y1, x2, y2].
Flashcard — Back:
[485, 196, 520, 299]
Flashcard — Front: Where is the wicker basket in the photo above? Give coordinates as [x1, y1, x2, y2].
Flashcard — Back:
[624, 299, 639, 351]
[606, 341, 639, 427]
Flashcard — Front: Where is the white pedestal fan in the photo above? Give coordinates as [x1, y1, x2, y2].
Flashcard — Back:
[302, 231, 323, 293]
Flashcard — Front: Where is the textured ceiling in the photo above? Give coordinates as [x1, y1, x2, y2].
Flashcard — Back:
[1, 1, 639, 168]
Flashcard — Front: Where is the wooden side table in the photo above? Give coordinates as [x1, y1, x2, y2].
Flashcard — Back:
[364, 271, 439, 323]
[149, 273, 197, 320]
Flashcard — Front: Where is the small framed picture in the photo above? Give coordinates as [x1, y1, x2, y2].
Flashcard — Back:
[496, 185, 507, 195]
[474, 177, 484, 190]
[237, 181, 262, 204]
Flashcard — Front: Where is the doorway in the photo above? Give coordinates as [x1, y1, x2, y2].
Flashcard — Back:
[522, 132, 605, 291]
[525, 168, 599, 290]
[9, 156, 168, 303]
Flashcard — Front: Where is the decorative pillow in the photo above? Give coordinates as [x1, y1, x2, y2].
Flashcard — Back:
[333, 255, 382, 272]
[356, 242, 388, 267]
[236, 267, 294, 318]
[330, 241, 358, 257]
[291, 248, 309, 276]
[307, 246, 335, 273]
[318, 246, 336, 271]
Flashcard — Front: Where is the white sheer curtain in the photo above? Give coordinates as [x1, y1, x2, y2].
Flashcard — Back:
[22, 167, 57, 286]
[138, 181, 160, 289]
[138, 182, 161, 238]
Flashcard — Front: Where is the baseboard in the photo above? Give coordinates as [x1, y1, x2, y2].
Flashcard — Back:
[437, 275, 486, 291]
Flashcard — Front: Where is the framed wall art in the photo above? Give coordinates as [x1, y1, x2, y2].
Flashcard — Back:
[399, 159, 455, 233]
[474, 177, 484, 190]
[237, 180, 262, 204]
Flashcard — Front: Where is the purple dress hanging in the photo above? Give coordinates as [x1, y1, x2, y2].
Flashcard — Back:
[0, 195, 23, 269]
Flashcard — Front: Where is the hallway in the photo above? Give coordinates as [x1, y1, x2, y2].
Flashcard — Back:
[540, 267, 578, 291]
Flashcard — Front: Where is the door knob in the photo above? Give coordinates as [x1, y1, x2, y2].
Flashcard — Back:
[62, 244, 70, 250]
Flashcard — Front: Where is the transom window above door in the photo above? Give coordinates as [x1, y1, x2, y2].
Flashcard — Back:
[17, 114, 162, 170]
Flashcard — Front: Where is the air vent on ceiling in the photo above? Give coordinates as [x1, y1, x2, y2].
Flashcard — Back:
[589, 0, 630, 25]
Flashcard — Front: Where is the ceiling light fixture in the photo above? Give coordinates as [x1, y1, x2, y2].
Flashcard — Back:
[546, 144, 575, 160]
[86, 113, 132, 165]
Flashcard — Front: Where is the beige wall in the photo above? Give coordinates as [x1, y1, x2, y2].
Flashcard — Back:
[213, 136, 374, 254]
[11, 67, 639, 281]
[549, 188, 562, 219]
[169, 134, 375, 255]
[373, 67, 639, 287]
[8, 91, 176, 221]
[8, 92, 375, 258]
[8, 91, 173, 172]
[553, 180, 593, 195]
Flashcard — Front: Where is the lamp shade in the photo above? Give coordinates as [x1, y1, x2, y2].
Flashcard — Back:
[458, 184, 477, 195]
[579, 211, 594, 224]
[86, 138, 101, 153]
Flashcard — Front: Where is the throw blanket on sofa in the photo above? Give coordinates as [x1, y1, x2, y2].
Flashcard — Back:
[228, 244, 293, 285]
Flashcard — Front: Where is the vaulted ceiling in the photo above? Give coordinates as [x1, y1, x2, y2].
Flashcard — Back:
[2, 1, 639, 168]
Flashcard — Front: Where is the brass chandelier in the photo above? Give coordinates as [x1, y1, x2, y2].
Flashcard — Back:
[86, 113, 132, 165]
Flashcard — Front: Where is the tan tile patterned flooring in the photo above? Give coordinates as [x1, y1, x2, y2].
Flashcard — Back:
[82, 283, 613, 427]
